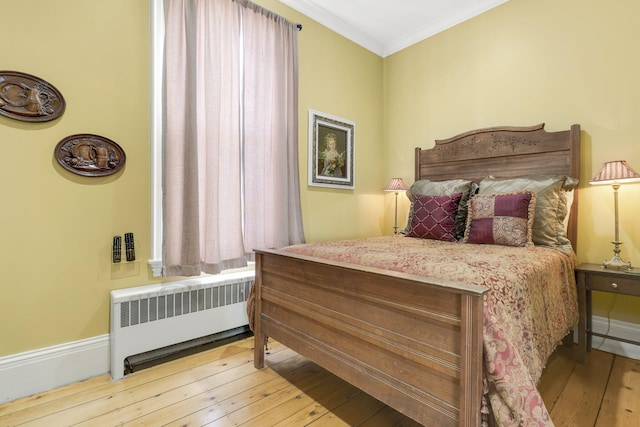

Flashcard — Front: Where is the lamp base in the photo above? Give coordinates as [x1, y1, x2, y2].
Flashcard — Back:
[602, 244, 632, 270]
[602, 256, 632, 270]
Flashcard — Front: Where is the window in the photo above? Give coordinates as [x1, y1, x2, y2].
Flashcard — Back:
[149, 0, 305, 277]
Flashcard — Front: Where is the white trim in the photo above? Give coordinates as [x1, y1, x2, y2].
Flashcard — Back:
[0, 335, 110, 403]
[383, 0, 509, 57]
[279, 0, 508, 57]
[590, 315, 640, 360]
[148, 258, 163, 277]
[149, 0, 164, 277]
[279, 0, 384, 56]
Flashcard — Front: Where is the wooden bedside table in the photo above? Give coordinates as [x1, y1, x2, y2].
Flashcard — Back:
[575, 263, 640, 362]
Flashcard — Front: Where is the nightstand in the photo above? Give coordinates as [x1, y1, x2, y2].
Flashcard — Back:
[575, 263, 640, 363]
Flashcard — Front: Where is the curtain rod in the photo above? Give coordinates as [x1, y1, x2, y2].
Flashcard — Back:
[297, 23, 302, 31]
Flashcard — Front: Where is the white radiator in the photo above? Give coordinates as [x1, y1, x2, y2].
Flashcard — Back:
[110, 269, 253, 380]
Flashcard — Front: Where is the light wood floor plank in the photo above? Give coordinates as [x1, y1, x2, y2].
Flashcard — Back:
[306, 391, 386, 426]
[76, 347, 301, 427]
[358, 405, 423, 427]
[9, 341, 285, 427]
[269, 382, 360, 427]
[0, 375, 109, 418]
[0, 338, 260, 424]
[236, 373, 350, 426]
[121, 350, 307, 426]
[549, 349, 613, 426]
[200, 362, 338, 426]
[537, 346, 577, 412]
[595, 356, 640, 427]
[161, 355, 329, 426]
[0, 337, 637, 427]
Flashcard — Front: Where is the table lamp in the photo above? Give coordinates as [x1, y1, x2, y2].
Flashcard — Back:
[383, 178, 408, 235]
[590, 160, 640, 270]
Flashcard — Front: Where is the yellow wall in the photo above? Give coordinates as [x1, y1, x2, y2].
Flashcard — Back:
[1, 0, 152, 356]
[0, 0, 384, 357]
[383, 0, 640, 322]
[274, 2, 386, 242]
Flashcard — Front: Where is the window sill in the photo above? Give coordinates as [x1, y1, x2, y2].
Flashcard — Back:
[147, 259, 255, 278]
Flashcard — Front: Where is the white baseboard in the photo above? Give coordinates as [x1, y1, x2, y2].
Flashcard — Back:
[0, 335, 110, 404]
[1, 315, 638, 404]
[590, 315, 640, 360]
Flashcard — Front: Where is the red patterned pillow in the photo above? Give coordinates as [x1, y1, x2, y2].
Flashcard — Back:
[463, 191, 537, 247]
[406, 193, 462, 241]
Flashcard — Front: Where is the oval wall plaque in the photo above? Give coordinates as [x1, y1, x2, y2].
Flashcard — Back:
[55, 134, 126, 177]
[0, 71, 66, 122]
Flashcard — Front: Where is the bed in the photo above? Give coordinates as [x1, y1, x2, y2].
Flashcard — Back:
[250, 123, 581, 426]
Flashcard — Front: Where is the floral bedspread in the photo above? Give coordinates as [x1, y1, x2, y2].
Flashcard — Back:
[281, 236, 578, 426]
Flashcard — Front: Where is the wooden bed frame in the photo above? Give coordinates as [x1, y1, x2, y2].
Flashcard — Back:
[253, 123, 581, 426]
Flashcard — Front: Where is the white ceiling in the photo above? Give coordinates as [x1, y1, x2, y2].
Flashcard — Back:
[280, 0, 509, 57]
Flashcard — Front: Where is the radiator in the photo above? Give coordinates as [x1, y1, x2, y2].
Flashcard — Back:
[110, 269, 253, 380]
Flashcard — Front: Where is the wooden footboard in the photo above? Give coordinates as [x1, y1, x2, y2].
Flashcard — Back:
[253, 249, 487, 427]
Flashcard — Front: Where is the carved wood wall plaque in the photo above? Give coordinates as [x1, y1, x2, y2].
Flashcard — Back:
[0, 71, 65, 122]
[55, 134, 126, 177]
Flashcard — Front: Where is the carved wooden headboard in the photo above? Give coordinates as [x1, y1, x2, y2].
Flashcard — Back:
[414, 123, 581, 249]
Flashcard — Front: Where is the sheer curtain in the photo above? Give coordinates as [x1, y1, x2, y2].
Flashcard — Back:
[162, 0, 305, 277]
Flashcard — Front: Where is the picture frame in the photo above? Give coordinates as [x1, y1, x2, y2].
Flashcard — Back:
[308, 109, 355, 189]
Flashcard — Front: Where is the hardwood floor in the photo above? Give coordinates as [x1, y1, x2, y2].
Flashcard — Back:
[0, 336, 637, 426]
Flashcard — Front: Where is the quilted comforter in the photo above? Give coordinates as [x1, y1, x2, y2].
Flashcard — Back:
[281, 236, 578, 427]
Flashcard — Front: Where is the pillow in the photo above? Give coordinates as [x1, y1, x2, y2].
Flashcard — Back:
[406, 193, 462, 241]
[405, 179, 478, 239]
[463, 191, 537, 247]
[478, 175, 578, 252]
[564, 189, 574, 232]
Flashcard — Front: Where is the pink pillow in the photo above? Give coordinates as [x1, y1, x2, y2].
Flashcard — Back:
[463, 191, 537, 247]
[406, 193, 462, 242]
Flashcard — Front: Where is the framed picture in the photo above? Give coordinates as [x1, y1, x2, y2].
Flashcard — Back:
[308, 109, 355, 189]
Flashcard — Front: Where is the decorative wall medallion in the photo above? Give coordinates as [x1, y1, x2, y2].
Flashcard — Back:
[0, 71, 65, 122]
[55, 134, 126, 177]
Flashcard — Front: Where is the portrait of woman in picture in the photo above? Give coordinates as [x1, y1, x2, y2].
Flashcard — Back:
[308, 109, 355, 189]
[319, 132, 345, 177]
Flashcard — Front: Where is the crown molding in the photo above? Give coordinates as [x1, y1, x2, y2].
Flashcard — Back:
[383, 0, 509, 57]
[280, 0, 509, 58]
[279, 0, 385, 56]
